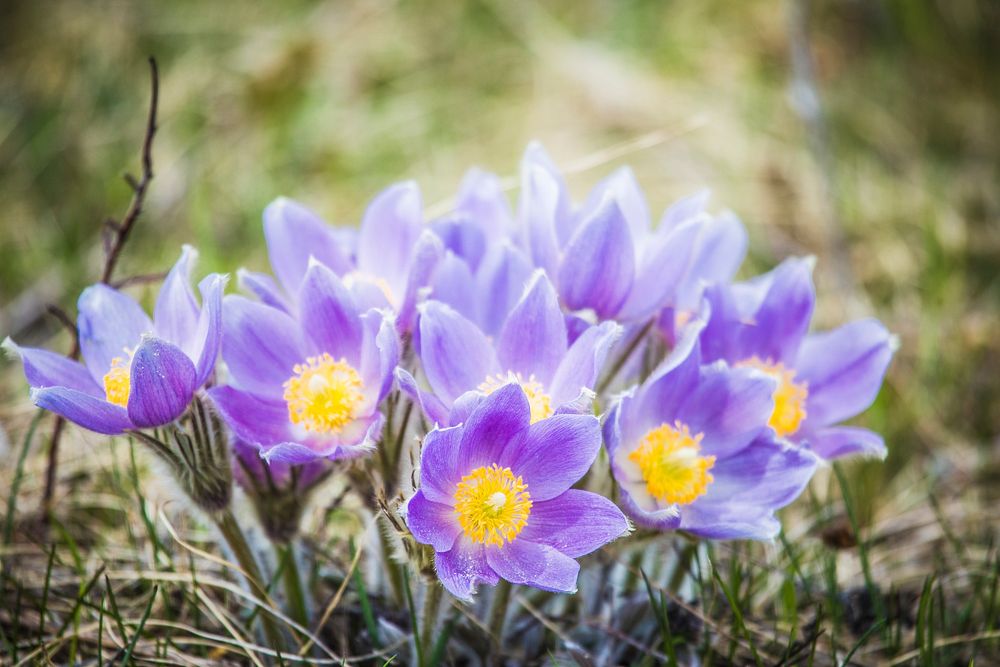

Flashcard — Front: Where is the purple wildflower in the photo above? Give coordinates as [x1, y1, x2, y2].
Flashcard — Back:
[605, 325, 818, 539]
[209, 260, 399, 463]
[700, 257, 896, 460]
[399, 271, 620, 425]
[4, 246, 225, 435]
[404, 383, 630, 599]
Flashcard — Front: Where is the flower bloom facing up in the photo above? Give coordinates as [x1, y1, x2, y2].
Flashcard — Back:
[404, 383, 630, 599]
[4, 246, 225, 434]
[700, 257, 897, 460]
[209, 260, 398, 463]
[605, 328, 818, 539]
[400, 270, 620, 426]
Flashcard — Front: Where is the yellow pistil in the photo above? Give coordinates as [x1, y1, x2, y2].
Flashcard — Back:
[103, 351, 134, 407]
[479, 372, 553, 424]
[283, 353, 364, 434]
[629, 421, 716, 505]
[736, 357, 808, 438]
[454, 464, 532, 546]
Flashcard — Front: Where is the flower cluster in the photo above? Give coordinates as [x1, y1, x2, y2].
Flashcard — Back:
[6, 142, 896, 602]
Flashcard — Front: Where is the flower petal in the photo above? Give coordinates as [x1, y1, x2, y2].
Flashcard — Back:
[584, 166, 650, 241]
[435, 536, 498, 601]
[475, 243, 534, 336]
[405, 490, 461, 552]
[486, 539, 580, 593]
[455, 167, 512, 243]
[397, 229, 444, 333]
[208, 385, 292, 447]
[419, 423, 464, 504]
[697, 435, 818, 509]
[519, 490, 629, 558]
[742, 258, 816, 364]
[430, 215, 487, 271]
[497, 271, 567, 384]
[191, 273, 227, 387]
[221, 295, 304, 400]
[358, 308, 399, 405]
[154, 245, 200, 350]
[264, 197, 351, 295]
[499, 413, 601, 501]
[127, 337, 197, 428]
[797, 318, 895, 428]
[674, 212, 747, 311]
[548, 321, 622, 406]
[802, 426, 887, 460]
[679, 505, 781, 541]
[659, 188, 711, 229]
[430, 252, 478, 325]
[31, 386, 132, 435]
[417, 301, 498, 407]
[77, 284, 153, 384]
[396, 368, 450, 427]
[237, 269, 291, 313]
[558, 197, 635, 319]
[616, 217, 703, 322]
[3, 338, 101, 395]
[357, 181, 423, 294]
[297, 261, 363, 364]
[519, 144, 567, 276]
[457, 383, 530, 473]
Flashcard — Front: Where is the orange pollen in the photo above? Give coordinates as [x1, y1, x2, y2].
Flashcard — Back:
[453, 464, 532, 546]
[102, 349, 135, 407]
[736, 357, 808, 438]
[629, 421, 715, 505]
[282, 353, 364, 434]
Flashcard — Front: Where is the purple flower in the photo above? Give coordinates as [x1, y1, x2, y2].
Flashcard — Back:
[209, 260, 399, 463]
[516, 143, 709, 323]
[4, 246, 225, 435]
[400, 271, 621, 425]
[241, 182, 443, 331]
[605, 324, 818, 539]
[700, 257, 897, 460]
[404, 383, 630, 599]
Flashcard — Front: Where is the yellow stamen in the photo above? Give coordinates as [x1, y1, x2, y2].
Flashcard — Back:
[283, 353, 364, 434]
[454, 464, 532, 546]
[103, 351, 134, 407]
[479, 372, 553, 424]
[736, 357, 808, 438]
[629, 421, 716, 505]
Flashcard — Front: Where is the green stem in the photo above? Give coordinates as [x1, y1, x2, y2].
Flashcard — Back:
[420, 581, 444, 665]
[487, 579, 512, 650]
[279, 542, 309, 634]
[214, 510, 286, 652]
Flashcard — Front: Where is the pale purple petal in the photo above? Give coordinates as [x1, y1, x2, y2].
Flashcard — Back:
[455, 168, 512, 243]
[418, 423, 463, 505]
[430, 252, 478, 324]
[357, 181, 422, 294]
[435, 536, 498, 601]
[679, 506, 781, 541]
[674, 212, 747, 311]
[358, 308, 399, 404]
[262, 413, 383, 464]
[797, 318, 895, 428]
[519, 156, 563, 278]
[397, 230, 444, 333]
[154, 245, 200, 350]
[208, 385, 292, 447]
[497, 271, 567, 384]
[558, 197, 635, 319]
[3, 338, 101, 395]
[237, 269, 290, 313]
[475, 243, 534, 336]
[405, 490, 461, 552]
[741, 258, 816, 364]
[499, 414, 601, 502]
[548, 321, 622, 406]
[221, 295, 303, 400]
[802, 426, 886, 460]
[697, 435, 818, 508]
[31, 386, 132, 435]
[297, 261, 362, 364]
[77, 284, 153, 384]
[519, 490, 629, 557]
[584, 166, 650, 242]
[659, 188, 711, 229]
[191, 273, 227, 387]
[617, 217, 703, 322]
[127, 337, 197, 428]
[417, 301, 498, 406]
[396, 368, 450, 427]
[457, 383, 530, 473]
[430, 215, 487, 270]
[485, 539, 580, 593]
[264, 197, 352, 295]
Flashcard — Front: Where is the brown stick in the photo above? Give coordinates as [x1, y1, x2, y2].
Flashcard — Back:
[41, 57, 161, 518]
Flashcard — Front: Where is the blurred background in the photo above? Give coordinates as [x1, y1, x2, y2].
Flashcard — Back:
[1, 0, 998, 547]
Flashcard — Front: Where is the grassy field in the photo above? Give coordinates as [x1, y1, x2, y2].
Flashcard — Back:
[1, 0, 999, 664]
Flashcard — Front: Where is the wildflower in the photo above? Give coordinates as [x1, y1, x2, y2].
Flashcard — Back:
[4, 246, 225, 434]
[700, 257, 896, 459]
[399, 271, 620, 425]
[405, 383, 629, 599]
[209, 260, 398, 463]
[605, 326, 818, 538]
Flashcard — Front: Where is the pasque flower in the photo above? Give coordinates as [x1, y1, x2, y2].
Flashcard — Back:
[405, 383, 629, 599]
[605, 324, 818, 539]
[399, 270, 620, 425]
[4, 246, 225, 434]
[239, 182, 442, 331]
[699, 257, 896, 460]
[210, 260, 398, 463]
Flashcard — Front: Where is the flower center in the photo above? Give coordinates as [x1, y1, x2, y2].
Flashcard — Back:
[453, 464, 532, 546]
[736, 357, 808, 438]
[283, 353, 364, 434]
[103, 349, 135, 408]
[629, 421, 716, 505]
[478, 372, 553, 424]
